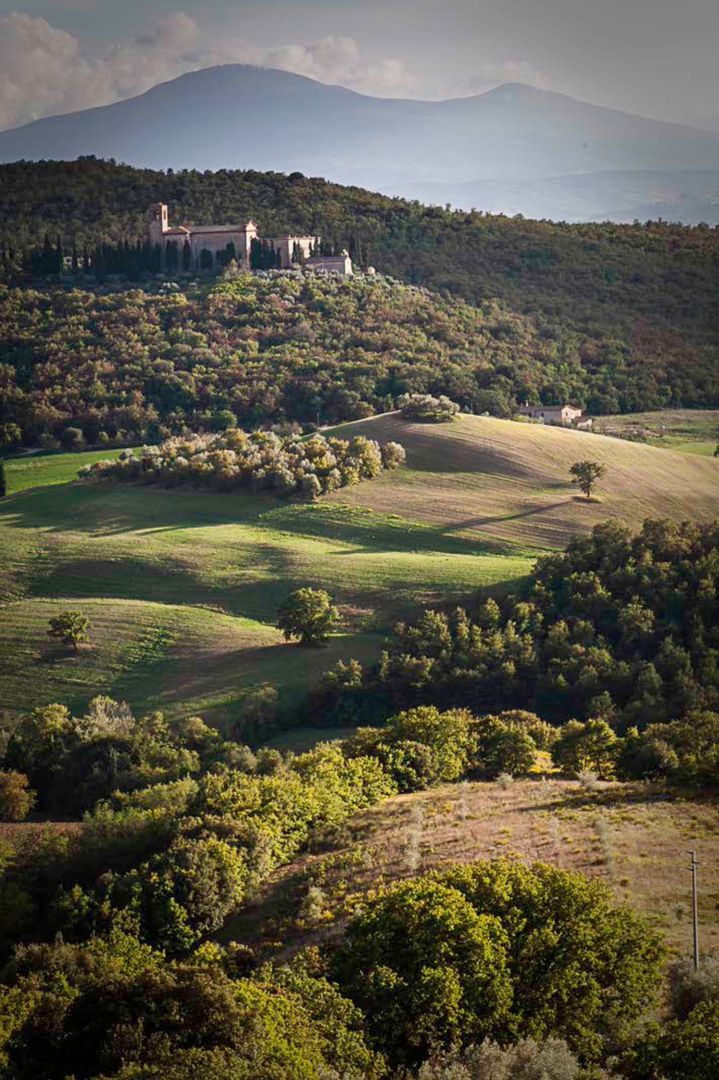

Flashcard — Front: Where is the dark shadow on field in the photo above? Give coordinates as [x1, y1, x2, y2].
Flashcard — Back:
[0, 480, 525, 557]
[440, 498, 574, 533]
[110, 630, 385, 731]
[513, 786, 680, 815]
[261, 503, 508, 556]
[0, 483, 270, 536]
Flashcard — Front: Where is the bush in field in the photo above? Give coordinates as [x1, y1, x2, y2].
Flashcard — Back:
[380, 441, 407, 468]
[619, 711, 719, 784]
[276, 587, 338, 646]
[332, 859, 665, 1066]
[46, 610, 90, 652]
[399, 392, 460, 422]
[79, 428, 404, 497]
[345, 706, 475, 790]
[625, 1002, 719, 1080]
[668, 956, 719, 1021]
[0, 771, 35, 821]
[473, 713, 545, 777]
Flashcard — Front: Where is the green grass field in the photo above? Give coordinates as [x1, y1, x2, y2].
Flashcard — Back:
[0, 446, 532, 727]
[4, 448, 127, 495]
[1, 416, 716, 729]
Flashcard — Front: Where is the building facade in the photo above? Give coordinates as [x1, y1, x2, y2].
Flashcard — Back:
[147, 204, 352, 275]
[518, 403, 592, 429]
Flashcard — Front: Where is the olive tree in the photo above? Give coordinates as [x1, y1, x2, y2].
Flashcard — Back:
[569, 460, 606, 498]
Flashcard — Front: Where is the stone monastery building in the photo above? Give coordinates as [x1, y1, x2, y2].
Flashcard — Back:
[147, 203, 352, 275]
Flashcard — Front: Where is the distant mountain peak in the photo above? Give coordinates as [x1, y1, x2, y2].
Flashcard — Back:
[0, 64, 717, 224]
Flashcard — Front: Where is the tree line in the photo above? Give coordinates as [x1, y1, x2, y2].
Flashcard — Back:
[79, 428, 406, 497]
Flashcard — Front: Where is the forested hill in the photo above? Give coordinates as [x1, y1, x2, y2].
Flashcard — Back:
[2, 158, 718, 345]
[1, 158, 718, 434]
[2, 272, 719, 450]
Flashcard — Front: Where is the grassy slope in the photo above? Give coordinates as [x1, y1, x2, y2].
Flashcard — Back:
[2, 418, 716, 725]
[219, 778, 719, 961]
[0, 451, 531, 725]
[328, 413, 719, 550]
[4, 448, 127, 495]
[593, 409, 719, 457]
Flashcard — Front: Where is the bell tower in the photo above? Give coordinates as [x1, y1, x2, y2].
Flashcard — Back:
[148, 203, 169, 245]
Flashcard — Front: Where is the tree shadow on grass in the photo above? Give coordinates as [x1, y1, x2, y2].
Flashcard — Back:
[440, 498, 575, 534]
[0, 483, 272, 537]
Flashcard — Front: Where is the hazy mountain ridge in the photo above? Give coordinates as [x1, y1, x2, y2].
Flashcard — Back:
[1, 65, 719, 223]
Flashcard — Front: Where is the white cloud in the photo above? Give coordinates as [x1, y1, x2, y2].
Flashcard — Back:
[0, 13, 421, 131]
[265, 35, 419, 96]
[135, 12, 200, 53]
[0, 11, 210, 129]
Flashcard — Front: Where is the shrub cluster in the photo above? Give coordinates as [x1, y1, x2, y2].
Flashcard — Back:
[332, 861, 664, 1066]
[0, 697, 398, 958]
[79, 429, 406, 496]
[399, 392, 460, 422]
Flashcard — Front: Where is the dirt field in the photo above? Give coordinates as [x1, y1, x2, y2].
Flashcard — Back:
[220, 778, 719, 964]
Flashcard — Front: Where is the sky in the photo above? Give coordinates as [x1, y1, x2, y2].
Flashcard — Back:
[0, 0, 717, 132]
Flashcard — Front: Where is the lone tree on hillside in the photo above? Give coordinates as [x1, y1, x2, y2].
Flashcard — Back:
[47, 610, 91, 652]
[276, 588, 338, 646]
[570, 459, 606, 498]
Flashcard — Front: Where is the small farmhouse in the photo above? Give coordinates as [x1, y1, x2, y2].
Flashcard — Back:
[147, 204, 352, 275]
[518, 403, 593, 430]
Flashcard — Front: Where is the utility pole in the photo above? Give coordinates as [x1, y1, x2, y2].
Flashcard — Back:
[688, 849, 700, 970]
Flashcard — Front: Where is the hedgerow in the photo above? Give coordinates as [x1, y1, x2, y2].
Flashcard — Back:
[79, 429, 406, 496]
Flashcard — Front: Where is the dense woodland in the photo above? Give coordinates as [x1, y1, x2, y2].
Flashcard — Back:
[0, 696, 715, 1077]
[2, 268, 719, 450]
[0, 159, 718, 448]
[318, 519, 719, 738]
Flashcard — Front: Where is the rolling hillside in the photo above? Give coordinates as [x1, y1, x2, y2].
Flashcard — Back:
[1, 415, 716, 726]
[327, 413, 719, 549]
[1, 67, 718, 222]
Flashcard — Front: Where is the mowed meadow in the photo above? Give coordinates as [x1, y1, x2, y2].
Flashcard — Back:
[1, 413, 718, 729]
